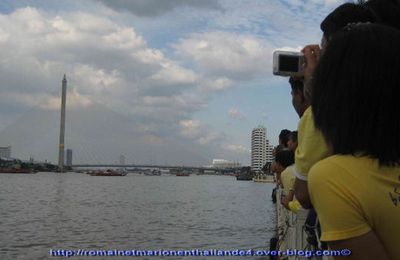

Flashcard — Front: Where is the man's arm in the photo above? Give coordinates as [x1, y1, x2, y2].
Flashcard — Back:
[294, 177, 312, 209]
[281, 190, 295, 210]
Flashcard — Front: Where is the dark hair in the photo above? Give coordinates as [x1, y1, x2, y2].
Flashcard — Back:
[312, 23, 400, 166]
[279, 129, 291, 147]
[321, 3, 378, 39]
[275, 150, 294, 168]
[365, 0, 400, 30]
[289, 131, 298, 143]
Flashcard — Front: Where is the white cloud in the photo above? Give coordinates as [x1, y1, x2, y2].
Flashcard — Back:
[2, 89, 93, 111]
[149, 62, 198, 86]
[179, 119, 225, 145]
[228, 108, 246, 120]
[202, 77, 233, 91]
[102, 27, 146, 49]
[174, 31, 273, 80]
[39, 89, 93, 111]
[0, 7, 203, 118]
[179, 119, 203, 139]
[223, 144, 250, 154]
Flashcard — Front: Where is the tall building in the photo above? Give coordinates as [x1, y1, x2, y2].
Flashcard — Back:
[0, 146, 11, 158]
[251, 126, 273, 171]
[58, 75, 67, 171]
[66, 149, 72, 167]
[266, 139, 274, 164]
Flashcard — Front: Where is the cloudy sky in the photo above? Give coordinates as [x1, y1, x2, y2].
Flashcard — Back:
[0, 0, 347, 166]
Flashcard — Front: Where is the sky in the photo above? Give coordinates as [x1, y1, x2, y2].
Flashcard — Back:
[0, 0, 348, 166]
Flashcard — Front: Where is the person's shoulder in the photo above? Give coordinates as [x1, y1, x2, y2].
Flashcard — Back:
[298, 106, 321, 136]
[309, 155, 373, 184]
[281, 166, 292, 177]
[285, 164, 295, 172]
[309, 155, 351, 183]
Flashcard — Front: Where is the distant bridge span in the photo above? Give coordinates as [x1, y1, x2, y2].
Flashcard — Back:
[71, 164, 241, 171]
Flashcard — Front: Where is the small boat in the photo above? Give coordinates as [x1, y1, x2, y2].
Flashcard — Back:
[144, 169, 161, 176]
[253, 174, 275, 183]
[176, 171, 190, 176]
[87, 169, 127, 176]
[236, 167, 254, 181]
[236, 174, 253, 181]
[0, 168, 35, 174]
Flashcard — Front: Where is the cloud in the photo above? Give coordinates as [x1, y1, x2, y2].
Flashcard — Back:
[173, 31, 273, 80]
[179, 119, 224, 145]
[0, 7, 203, 117]
[3, 90, 92, 112]
[177, 118, 250, 162]
[94, 0, 223, 17]
[201, 77, 233, 92]
[223, 144, 250, 154]
[177, 118, 250, 153]
[228, 108, 246, 120]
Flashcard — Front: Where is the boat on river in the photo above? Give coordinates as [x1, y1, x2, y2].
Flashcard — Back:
[144, 169, 161, 176]
[253, 174, 275, 183]
[87, 169, 127, 176]
[236, 166, 254, 181]
[0, 168, 35, 174]
[176, 171, 190, 176]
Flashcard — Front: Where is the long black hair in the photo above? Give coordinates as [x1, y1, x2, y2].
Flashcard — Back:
[312, 23, 400, 166]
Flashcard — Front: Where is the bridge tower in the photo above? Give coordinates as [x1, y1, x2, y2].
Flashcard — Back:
[58, 74, 67, 171]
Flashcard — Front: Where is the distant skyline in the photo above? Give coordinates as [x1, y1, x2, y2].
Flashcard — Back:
[0, 0, 347, 165]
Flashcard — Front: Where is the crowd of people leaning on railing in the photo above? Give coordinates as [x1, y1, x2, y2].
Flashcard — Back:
[268, 0, 400, 259]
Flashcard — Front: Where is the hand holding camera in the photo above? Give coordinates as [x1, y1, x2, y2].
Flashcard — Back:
[273, 50, 304, 77]
[301, 44, 321, 82]
[272, 44, 321, 81]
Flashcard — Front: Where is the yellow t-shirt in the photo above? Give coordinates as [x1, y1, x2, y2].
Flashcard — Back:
[281, 165, 295, 195]
[294, 106, 329, 180]
[308, 155, 400, 259]
[281, 165, 302, 213]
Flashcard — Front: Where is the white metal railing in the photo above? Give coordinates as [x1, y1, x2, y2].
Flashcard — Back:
[275, 188, 331, 260]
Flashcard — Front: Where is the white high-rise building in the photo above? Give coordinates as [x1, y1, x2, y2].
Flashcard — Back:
[0, 146, 11, 158]
[251, 126, 273, 171]
[266, 139, 274, 164]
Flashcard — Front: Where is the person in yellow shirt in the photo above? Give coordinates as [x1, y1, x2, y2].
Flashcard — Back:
[280, 131, 302, 213]
[273, 150, 294, 191]
[308, 23, 400, 259]
[280, 165, 302, 213]
[293, 3, 377, 208]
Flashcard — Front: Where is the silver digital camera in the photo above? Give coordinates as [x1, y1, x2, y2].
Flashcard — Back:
[273, 50, 304, 77]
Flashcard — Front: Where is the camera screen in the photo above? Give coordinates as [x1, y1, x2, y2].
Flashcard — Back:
[279, 55, 299, 72]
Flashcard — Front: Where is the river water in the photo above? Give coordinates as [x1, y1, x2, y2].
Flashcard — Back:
[0, 173, 276, 259]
